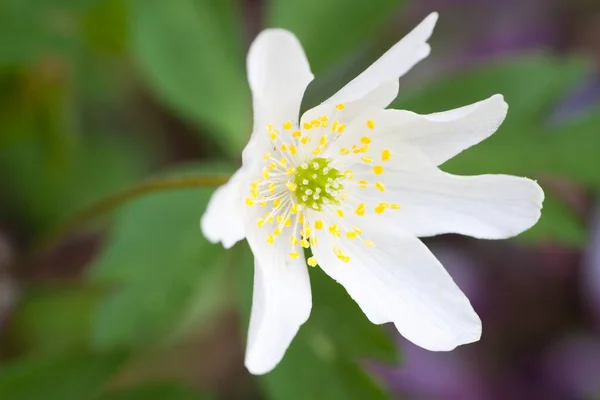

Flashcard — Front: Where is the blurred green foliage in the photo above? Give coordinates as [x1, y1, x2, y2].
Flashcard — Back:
[0, 0, 599, 399]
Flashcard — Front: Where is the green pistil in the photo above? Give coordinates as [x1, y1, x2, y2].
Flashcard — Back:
[293, 157, 343, 211]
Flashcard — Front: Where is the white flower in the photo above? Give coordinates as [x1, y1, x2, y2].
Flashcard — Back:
[201, 12, 544, 375]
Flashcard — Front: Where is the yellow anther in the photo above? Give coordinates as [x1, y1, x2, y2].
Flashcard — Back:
[355, 203, 366, 216]
[337, 124, 346, 133]
[277, 216, 284, 224]
[375, 182, 385, 192]
[336, 209, 345, 218]
[245, 198, 255, 206]
[382, 149, 391, 161]
[260, 197, 267, 207]
[293, 130, 302, 138]
[283, 121, 293, 130]
[307, 257, 318, 267]
[291, 204, 300, 214]
[322, 122, 328, 128]
[290, 236, 299, 246]
[303, 122, 312, 130]
[268, 162, 277, 170]
[273, 198, 281, 207]
[299, 213, 305, 224]
[266, 234, 275, 244]
[311, 119, 320, 127]
[332, 121, 339, 132]
[273, 227, 281, 236]
[266, 213, 274, 223]
[280, 158, 287, 166]
[301, 136, 311, 145]
[367, 119, 375, 129]
[300, 239, 310, 248]
[266, 124, 273, 131]
[313, 146, 323, 156]
[375, 202, 389, 214]
[285, 217, 291, 227]
[320, 115, 329, 122]
[251, 188, 259, 198]
[344, 170, 354, 179]
[301, 226, 312, 238]
[373, 165, 384, 175]
[282, 145, 288, 153]
[289, 145, 297, 155]
[358, 180, 369, 188]
[346, 231, 358, 240]
[270, 132, 278, 141]
[328, 224, 341, 237]
[353, 145, 369, 154]
[336, 103, 345, 110]
[286, 181, 297, 191]
[319, 136, 328, 145]
[310, 236, 318, 246]
[352, 226, 363, 235]
[361, 136, 372, 144]
[289, 251, 300, 259]
[257, 218, 265, 228]
[315, 220, 323, 230]
[262, 152, 271, 160]
[268, 183, 276, 193]
[340, 148, 350, 155]
[364, 240, 375, 248]
[361, 156, 373, 163]
[286, 167, 296, 175]
[391, 203, 401, 210]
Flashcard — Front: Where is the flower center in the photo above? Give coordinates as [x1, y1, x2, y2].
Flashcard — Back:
[292, 158, 343, 211]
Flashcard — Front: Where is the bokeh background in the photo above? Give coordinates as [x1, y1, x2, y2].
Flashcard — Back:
[1, 0, 600, 399]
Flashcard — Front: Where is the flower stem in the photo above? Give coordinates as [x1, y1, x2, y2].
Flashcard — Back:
[33, 174, 230, 255]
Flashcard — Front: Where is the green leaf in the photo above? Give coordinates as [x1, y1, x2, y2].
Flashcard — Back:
[0, 353, 126, 400]
[98, 382, 211, 400]
[5, 284, 108, 357]
[266, 0, 403, 74]
[237, 246, 395, 400]
[517, 193, 586, 247]
[0, 134, 151, 233]
[129, 0, 250, 154]
[88, 165, 233, 351]
[396, 54, 588, 125]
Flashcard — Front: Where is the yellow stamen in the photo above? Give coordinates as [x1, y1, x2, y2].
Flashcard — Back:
[373, 165, 384, 175]
[382, 149, 391, 161]
[355, 203, 366, 216]
[366, 120, 375, 129]
[307, 257, 318, 267]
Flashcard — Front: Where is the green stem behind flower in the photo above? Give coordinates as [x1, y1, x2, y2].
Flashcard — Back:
[33, 174, 230, 256]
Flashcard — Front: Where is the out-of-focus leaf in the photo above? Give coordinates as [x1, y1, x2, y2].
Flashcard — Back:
[396, 54, 588, 126]
[266, 0, 402, 74]
[98, 382, 211, 400]
[129, 0, 250, 154]
[0, 134, 151, 232]
[237, 247, 395, 400]
[518, 194, 586, 247]
[0, 0, 103, 66]
[5, 284, 107, 357]
[88, 165, 233, 351]
[0, 352, 126, 400]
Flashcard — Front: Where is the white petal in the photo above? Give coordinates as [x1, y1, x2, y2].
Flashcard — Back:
[324, 13, 438, 107]
[373, 95, 508, 165]
[309, 211, 480, 351]
[356, 167, 544, 239]
[200, 169, 246, 248]
[244, 219, 312, 375]
[243, 29, 314, 165]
